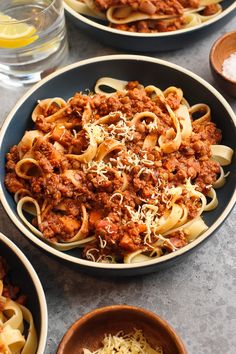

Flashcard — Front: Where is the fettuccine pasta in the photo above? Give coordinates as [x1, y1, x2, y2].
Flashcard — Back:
[65, 0, 224, 33]
[5, 78, 233, 263]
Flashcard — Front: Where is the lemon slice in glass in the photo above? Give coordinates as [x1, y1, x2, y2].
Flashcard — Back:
[0, 12, 38, 49]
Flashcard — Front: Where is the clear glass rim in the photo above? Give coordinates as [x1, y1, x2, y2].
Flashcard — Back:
[0, 0, 59, 23]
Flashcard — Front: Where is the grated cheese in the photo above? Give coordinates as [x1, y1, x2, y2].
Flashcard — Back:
[96, 254, 116, 263]
[137, 167, 153, 177]
[84, 160, 112, 180]
[85, 123, 108, 144]
[126, 150, 142, 167]
[83, 329, 163, 354]
[105, 113, 136, 143]
[85, 248, 99, 262]
[110, 192, 124, 205]
[72, 129, 77, 138]
[125, 204, 160, 244]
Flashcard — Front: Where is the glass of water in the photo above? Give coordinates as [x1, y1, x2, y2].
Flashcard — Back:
[0, 0, 68, 85]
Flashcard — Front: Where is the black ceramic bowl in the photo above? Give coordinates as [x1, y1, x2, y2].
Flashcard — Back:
[0, 54, 235, 276]
[0, 232, 48, 353]
[64, 0, 236, 52]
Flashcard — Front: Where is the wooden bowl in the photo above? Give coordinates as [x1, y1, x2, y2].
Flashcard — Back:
[57, 305, 188, 354]
[210, 30, 236, 97]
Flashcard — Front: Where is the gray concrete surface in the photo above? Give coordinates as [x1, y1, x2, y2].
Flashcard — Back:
[0, 12, 236, 354]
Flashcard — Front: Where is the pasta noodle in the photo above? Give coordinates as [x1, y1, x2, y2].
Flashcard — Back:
[0, 257, 37, 354]
[4, 78, 233, 264]
[65, 0, 224, 33]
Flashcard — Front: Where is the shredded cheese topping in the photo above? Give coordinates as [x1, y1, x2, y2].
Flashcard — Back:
[83, 329, 163, 354]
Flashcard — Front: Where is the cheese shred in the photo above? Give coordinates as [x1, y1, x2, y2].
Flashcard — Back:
[83, 329, 163, 354]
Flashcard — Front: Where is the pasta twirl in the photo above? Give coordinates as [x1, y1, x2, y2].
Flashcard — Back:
[4, 78, 233, 263]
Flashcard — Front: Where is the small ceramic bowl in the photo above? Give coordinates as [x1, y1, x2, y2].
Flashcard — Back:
[57, 305, 187, 354]
[210, 30, 236, 97]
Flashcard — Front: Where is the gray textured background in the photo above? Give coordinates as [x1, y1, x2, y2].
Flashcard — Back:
[0, 11, 236, 354]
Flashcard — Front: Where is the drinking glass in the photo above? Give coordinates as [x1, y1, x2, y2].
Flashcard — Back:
[0, 0, 68, 85]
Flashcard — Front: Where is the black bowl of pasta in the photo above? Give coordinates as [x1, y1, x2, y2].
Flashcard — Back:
[63, 0, 236, 52]
[0, 54, 235, 276]
[0, 232, 48, 353]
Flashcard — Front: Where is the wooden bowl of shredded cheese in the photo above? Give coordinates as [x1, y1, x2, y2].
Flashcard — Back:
[57, 305, 187, 354]
[210, 30, 236, 98]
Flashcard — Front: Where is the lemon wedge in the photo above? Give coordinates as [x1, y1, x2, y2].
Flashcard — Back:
[0, 12, 38, 48]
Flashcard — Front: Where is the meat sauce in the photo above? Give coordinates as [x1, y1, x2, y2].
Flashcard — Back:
[94, 0, 220, 33]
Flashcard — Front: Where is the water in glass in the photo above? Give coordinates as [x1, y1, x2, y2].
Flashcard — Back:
[0, 0, 68, 85]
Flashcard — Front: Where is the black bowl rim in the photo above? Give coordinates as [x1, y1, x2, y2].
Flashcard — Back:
[57, 304, 187, 354]
[0, 54, 236, 271]
[0, 232, 48, 354]
[63, 0, 236, 38]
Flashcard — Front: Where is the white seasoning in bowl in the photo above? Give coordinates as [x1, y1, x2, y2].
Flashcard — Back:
[222, 52, 236, 81]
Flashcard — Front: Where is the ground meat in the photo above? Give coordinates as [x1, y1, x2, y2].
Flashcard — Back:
[193, 121, 222, 145]
[165, 92, 182, 110]
[95, 218, 120, 246]
[95, 219, 144, 253]
[195, 159, 220, 193]
[6, 146, 20, 164]
[179, 0, 199, 7]
[111, 16, 185, 33]
[32, 137, 68, 172]
[30, 174, 74, 202]
[35, 115, 54, 133]
[203, 4, 219, 16]
[44, 101, 62, 116]
[39, 213, 81, 241]
[92, 94, 123, 117]
[95, 0, 184, 15]
[167, 230, 188, 249]
[91, 87, 169, 126]
[119, 223, 145, 252]
[54, 198, 81, 217]
[5, 172, 26, 194]
[71, 130, 89, 154]
[50, 126, 73, 148]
